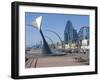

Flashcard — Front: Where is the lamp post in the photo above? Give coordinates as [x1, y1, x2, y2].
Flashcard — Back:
[46, 30, 64, 48]
[45, 36, 55, 48]
[28, 16, 52, 54]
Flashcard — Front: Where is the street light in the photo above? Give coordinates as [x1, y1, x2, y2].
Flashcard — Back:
[46, 29, 64, 48]
[45, 35, 55, 48]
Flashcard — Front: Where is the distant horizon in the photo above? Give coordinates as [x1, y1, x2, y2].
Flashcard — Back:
[25, 12, 89, 47]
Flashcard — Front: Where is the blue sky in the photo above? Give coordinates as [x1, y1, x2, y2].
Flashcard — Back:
[25, 12, 89, 47]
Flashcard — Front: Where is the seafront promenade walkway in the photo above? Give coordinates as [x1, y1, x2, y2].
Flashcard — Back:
[25, 53, 89, 68]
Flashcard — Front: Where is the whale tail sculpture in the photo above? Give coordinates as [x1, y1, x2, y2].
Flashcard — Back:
[32, 16, 42, 30]
[32, 16, 52, 54]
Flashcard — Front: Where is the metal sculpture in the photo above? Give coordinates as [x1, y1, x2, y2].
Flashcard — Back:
[31, 16, 52, 54]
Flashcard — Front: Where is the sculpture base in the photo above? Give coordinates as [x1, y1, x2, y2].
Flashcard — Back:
[46, 53, 66, 56]
[43, 49, 66, 56]
[52, 49, 66, 56]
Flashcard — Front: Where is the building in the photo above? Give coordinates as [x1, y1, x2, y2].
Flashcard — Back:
[78, 26, 89, 41]
[78, 26, 89, 48]
[64, 20, 78, 46]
